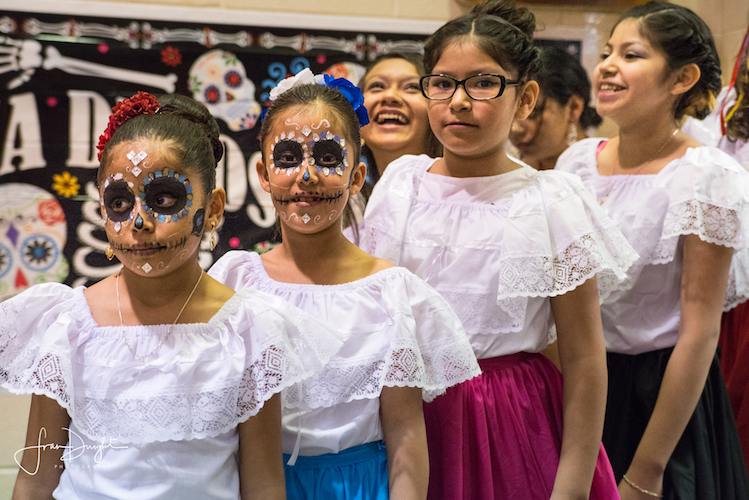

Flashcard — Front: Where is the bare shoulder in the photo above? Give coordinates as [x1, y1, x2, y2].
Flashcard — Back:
[369, 256, 395, 275]
[204, 274, 237, 303]
[83, 274, 118, 324]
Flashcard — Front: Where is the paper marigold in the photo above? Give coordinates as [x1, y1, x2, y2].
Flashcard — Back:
[52, 171, 80, 198]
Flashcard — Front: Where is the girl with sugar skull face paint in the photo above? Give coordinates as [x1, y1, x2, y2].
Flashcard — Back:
[4, 92, 342, 500]
[208, 70, 480, 500]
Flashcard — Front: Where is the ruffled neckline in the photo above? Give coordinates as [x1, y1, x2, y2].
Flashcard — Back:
[72, 284, 245, 334]
[579, 138, 707, 179]
[420, 160, 538, 203]
[245, 251, 407, 293]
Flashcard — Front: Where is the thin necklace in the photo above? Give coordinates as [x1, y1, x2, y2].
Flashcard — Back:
[117, 268, 204, 363]
[599, 128, 679, 204]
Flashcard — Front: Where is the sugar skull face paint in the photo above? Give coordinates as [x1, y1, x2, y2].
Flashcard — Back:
[100, 139, 209, 277]
[261, 108, 362, 235]
[140, 169, 193, 222]
[269, 123, 350, 178]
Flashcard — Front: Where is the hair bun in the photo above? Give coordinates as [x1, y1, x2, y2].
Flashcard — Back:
[471, 0, 535, 40]
[158, 94, 224, 164]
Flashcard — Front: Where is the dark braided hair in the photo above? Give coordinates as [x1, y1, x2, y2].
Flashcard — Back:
[423, 0, 540, 82]
[616, 1, 721, 121]
[99, 93, 223, 193]
[726, 44, 749, 142]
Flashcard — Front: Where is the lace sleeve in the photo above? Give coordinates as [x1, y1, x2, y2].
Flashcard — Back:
[0, 285, 76, 408]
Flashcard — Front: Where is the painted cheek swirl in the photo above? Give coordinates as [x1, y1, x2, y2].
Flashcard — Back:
[278, 209, 341, 226]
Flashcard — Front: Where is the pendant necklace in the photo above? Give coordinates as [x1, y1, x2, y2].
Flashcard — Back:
[599, 128, 679, 205]
[117, 268, 204, 362]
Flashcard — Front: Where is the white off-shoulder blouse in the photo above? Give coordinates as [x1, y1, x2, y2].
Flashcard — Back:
[0, 283, 340, 500]
[209, 251, 481, 458]
[557, 139, 749, 354]
[359, 154, 638, 359]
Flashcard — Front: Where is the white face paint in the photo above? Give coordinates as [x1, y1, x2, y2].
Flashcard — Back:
[263, 108, 357, 235]
[100, 139, 209, 277]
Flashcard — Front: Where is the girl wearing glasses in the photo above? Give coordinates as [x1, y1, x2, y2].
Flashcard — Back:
[360, 1, 632, 498]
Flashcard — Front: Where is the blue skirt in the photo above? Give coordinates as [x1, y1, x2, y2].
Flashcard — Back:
[284, 441, 389, 500]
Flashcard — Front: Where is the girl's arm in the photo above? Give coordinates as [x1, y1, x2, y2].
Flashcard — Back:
[380, 386, 429, 500]
[12, 394, 70, 500]
[549, 276, 608, 500]
[238, 393, 286, 500]
[619, 235, 733, 499]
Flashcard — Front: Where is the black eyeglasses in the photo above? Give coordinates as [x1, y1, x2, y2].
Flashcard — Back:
[420, 74, 523, 101]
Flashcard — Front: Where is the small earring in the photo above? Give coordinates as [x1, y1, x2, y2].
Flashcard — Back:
[567, 123, 578, 146]
[210, 222, 217, 251]
[105, 245, 115, 261]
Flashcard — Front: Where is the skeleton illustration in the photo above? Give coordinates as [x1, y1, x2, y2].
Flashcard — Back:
[189, 49, 261, 132]
[0, 37, 177, 91]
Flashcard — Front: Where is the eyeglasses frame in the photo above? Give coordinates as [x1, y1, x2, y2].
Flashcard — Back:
[419, 73, 524, 101]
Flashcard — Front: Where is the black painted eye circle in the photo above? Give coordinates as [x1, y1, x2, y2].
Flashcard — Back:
[273, 140, 304, 169]
[144, 177, 188, 216]
[103, 180, 135, 222]
[21, 234, 59, 272]
[313, 140, 344, 168]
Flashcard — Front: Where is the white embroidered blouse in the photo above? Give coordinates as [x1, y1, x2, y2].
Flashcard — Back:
[359, 154, 638, 359]
[0, 283, 340, 499]
[209, 251, 481, 457]
[557, 139, 749, 354]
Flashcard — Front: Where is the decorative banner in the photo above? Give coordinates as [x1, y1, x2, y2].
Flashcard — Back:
[0, 8, 427, 299]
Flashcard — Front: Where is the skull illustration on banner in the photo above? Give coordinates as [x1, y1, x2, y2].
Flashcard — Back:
[189, 49, 262, 132]
[0, 183, 68, 301]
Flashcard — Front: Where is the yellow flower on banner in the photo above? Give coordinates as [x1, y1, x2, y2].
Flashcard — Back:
[52, 171, 80, 198]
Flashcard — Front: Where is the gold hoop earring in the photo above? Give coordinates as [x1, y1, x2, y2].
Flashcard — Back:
[105, 245, 115, 261]
[210, 222, 217, 251]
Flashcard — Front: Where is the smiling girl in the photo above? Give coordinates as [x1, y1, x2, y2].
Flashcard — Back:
[1, 92, 338, 500]
[208, 73, 479, 500]
[557, 2, 749, 498]
[360, 53, 440, 183]
[359, 1, 634, 499]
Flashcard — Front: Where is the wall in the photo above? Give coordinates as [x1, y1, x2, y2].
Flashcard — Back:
[673, 0, 749, 84]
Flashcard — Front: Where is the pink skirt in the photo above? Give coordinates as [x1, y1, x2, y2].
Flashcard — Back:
[423, 352, 619, 500]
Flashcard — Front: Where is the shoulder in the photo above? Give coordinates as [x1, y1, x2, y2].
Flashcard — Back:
[670, 146, 748, 182]
[2, 282, 79, 313]
[208, 251, 262, 290]
[556, 138, 604, 176]
[374, 154, 437, 192]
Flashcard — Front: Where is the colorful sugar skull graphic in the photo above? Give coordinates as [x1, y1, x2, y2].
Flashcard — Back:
[0, 183, 68, 301]
[189, 49, 261, 131]
[325, 61, 365, 84]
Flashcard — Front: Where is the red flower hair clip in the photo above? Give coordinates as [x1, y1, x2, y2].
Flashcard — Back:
[96, 91, 160, 161]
